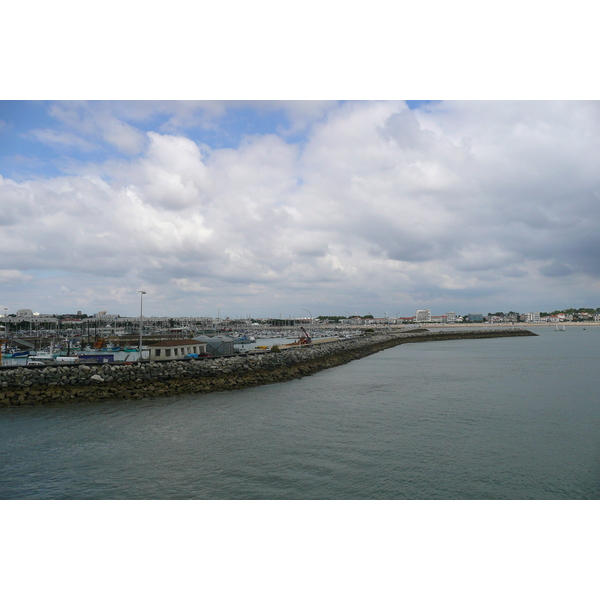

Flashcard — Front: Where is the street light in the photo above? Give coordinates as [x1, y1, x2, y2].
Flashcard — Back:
[138, 291, 146, 360]
[1, 308, 7, 364]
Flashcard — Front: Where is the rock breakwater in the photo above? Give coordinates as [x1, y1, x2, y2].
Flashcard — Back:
[0, 329, 536, 408]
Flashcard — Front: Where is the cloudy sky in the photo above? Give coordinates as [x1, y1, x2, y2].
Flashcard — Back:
[1, 100, 600, 318]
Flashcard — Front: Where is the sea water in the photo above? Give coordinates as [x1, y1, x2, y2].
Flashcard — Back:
[1, 326, 599, 499]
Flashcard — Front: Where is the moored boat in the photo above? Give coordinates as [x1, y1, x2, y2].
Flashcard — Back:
[233, 335, 256, 344]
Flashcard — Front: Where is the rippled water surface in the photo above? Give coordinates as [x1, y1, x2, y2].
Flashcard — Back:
[2, 327, 600, 499]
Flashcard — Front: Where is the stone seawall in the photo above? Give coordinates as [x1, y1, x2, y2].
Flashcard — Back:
[0, 329, 536, 408]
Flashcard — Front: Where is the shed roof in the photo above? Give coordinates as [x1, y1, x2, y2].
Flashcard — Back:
[147, 339, 204, 347]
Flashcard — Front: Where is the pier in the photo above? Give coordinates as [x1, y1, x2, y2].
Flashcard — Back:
[0, 329, 536, 408]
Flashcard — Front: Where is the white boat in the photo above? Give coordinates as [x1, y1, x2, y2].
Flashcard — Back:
[233, 335, 256, 344]
[34, 351, 60, 361]
[31, 343, 61, 362]
[55, 356, 79, 363]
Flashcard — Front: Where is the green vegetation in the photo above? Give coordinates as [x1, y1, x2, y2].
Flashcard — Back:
[270, 345, 281, 353]
[545, 308, 599, 321]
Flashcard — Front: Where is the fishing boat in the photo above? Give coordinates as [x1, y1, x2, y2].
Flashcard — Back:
[31, 342, 61, 362]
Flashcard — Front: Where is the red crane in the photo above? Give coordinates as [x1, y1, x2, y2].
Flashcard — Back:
[299, 326, 312, 344]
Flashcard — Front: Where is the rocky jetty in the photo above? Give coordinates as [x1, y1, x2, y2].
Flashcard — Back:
[0, 329, 536, 408]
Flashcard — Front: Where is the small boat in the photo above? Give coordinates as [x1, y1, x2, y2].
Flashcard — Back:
[33, 352, 58, 362]
[233, 335, 256, 344]
[55, 356, 79, 363]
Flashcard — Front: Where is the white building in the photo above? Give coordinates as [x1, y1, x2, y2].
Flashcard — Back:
[147, 339, 207, 361]
[415, 309, 431, 322]
[94, 312, 121, 321]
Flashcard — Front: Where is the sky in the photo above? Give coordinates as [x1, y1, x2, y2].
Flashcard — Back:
[1, 3, 599, 320]
[2, 99, 600, 319]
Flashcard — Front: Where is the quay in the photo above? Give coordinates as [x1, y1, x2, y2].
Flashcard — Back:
[0, 328, 536, 408]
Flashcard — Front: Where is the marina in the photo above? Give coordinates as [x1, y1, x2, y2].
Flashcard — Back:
[0, 324, 374, 367]
[1, 321, 593, 368]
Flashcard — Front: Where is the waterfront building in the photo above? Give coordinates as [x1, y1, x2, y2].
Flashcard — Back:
[467, 313, 484, 322]
[446, 311, 456, 323]
[430, 315, 447, 323]
[93, 312, 121, 321]
[341, 317, 363, 325]
[415, 309, 431, 322]
[147, 339, 207, 361]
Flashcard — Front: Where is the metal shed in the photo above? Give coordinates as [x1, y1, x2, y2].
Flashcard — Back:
[192, 335, 234, 356]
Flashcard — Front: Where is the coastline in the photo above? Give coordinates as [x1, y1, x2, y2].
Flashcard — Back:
[0, 328, 537, 408]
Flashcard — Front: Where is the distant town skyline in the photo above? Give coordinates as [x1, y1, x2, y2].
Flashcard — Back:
[1, 306, 598, 323]
[2, 101, 600, 318]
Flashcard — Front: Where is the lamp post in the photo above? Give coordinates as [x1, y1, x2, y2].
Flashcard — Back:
[138, 291, 146, 360]
[1, 307, 7, 364]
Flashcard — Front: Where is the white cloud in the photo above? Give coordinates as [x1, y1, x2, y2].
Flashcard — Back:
[3, 101, 600, 316]
[129, 132, 210, 210]
[0, 270, 34, 283]
[28, 129, 98, 152]
[49, 102, 147, 154]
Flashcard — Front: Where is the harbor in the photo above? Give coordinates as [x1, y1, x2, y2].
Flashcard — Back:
[0, 323, 377, 367]
[0, 328, 536, 408]
[0, 319, 581, 368]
